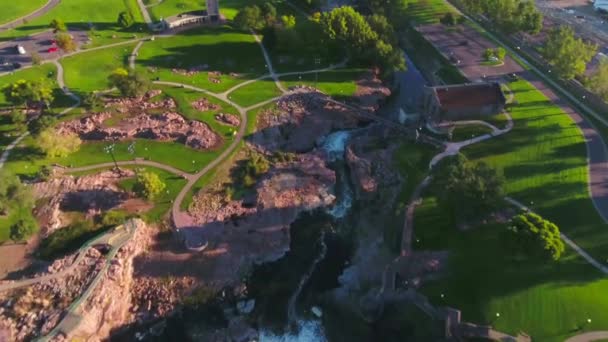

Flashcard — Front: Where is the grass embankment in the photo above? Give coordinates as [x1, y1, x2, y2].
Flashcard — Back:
[404, 0, 454, 24]
[279, 69, 365, 99]
[228, 79, 281, 107]
[61, 43, 137, 93]
[450, 124, 493, 141]
[136, 25, 266, 93]
[0, 1, 48, 26]
[148, 0, 207, 21]
[413, 79, 608, 340]
[0, 0, 146, 47]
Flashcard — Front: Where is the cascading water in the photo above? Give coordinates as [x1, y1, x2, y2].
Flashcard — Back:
[322, 130, 354, 219]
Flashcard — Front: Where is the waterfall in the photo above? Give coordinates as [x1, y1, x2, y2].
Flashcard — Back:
[321, 130, 354, 219]
[286, 232, 328, 325]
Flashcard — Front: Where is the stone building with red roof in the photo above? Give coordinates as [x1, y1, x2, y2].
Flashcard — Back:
[422, 82, 506, 121]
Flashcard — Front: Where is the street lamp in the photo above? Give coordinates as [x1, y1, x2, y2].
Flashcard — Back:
[104, 143, 119, 170]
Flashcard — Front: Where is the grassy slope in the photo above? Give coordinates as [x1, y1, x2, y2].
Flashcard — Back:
[280, 69, 365, 99]
[404, 0, 453, 24]
[0, 1, 48, 26]
[0, 0, 145, 47]
[148, 0, 207, 21]
[136, 25, 266, 93]
[228, 79, 281, 107]
[61, 43, 136, 93]
[415, 79, 608, 340]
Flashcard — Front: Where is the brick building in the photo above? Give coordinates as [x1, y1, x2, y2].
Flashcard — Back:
[422, 82, 506, 121]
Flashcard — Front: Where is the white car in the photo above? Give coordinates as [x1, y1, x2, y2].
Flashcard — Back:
[16, 45, 26, 55]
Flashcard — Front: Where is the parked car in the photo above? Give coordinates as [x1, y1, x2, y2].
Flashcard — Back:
[48, 47, 58, 53]
[12, 62, 22, 69]
[15, 45, 26, 55]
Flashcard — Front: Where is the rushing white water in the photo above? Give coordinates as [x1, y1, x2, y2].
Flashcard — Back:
[321, 130, 354, 219]
[259, 320, 328, 342]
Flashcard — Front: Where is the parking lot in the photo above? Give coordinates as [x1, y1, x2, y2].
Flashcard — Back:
[417, 24, 524, 82]
[0, 29, 88, 72]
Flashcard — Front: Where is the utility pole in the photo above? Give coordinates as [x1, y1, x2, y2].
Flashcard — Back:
[314, 57, 321, 88]
[104, 143, 119, 171]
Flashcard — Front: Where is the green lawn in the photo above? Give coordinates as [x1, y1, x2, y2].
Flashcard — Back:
[228, 79, 281, 107]
[280, 69, 365, 99]
[0, 0, 145, 47]
[0, 1, 47, 26]
[61, 43, 137, 93]
[450, 124, 493, 142]
[4, 135, 226, 177]
[148, 0, 207, 21]
[136, 26, 266, 93]
[404, 0, 453, 24]
[0, 64, 73, 109]
[412, 78, 608, 340]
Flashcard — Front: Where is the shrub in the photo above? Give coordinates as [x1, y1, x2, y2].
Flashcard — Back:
[10, 215, 38, 242]
[133, 171, 166, 200]
[100, 210, 130, 227]
[506, 212, 565, 261]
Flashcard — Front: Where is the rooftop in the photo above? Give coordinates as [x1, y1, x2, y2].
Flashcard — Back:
[433, 83, 505, 110]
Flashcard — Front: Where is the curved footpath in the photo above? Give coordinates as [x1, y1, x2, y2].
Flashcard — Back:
[59, 160, 194, 180]
[566, 331, 608, 342]
[0, 0, 59, 31]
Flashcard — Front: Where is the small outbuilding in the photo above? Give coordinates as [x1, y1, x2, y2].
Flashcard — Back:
[422, 82, 506, 121]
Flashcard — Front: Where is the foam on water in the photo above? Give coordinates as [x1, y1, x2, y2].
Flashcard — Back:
[259, 320, 328, 342]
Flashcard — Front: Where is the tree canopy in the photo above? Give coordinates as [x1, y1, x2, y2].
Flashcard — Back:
[506, 212, 565, 261]
[587, 60, 608, 101]
[2, 79, 54, 108]
[108, 68, 151, 97]
[134, 171, 166, 200]
[432, 154, 504, 220]
[543, 26, 597, 80]
[118, 11, 135, 28]
[55, 32, 77, 52]
[38, 128, 82, 158]
[50, 18, 67, 32]
[460, 0, 543, 34]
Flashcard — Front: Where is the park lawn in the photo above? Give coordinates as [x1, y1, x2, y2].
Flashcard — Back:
[280, 69, 365, 99]
[411, 78, 608, 340]
[0, 1, 48, 26]
[61, 43, 137, 93]
[415, 196, 608, 341]
[0, 0, 145, 47]
[450, 124, 494, 142]
[0, 64, 73, 109]
[403, 0, 454, 24]
[4, 136, 225, 177]
[136, 25, 266, 93]
[148, 0, 207, 21]
[463, 79, 608, 259]
[117, 166, 187, 222]
[159, 85, 239, 139]
[228, 79, 281, 107]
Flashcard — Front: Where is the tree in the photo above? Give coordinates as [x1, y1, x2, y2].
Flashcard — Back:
[28, 114, 57, 136]
[233, 5, 264, 31]
[281, 15, 296, 29]
[461, 0, 542, 34]
[31, 52, 42, 66]
[83, 92, 103, 111]
[261, 3, 277, 27]
[440, 12, 457, 26]
[10, 216, 38, 242]
[0, 170, 34, 217]
[495, 47, 506, 61]
[2, 79, 54, 108]
[133, 171, 166, 200]
[483, 48, 495, 61]
[432, 154, 504, 220]
[506, 212, 565, 261]
[50, 18, 67, 32]
[38, 129, 82, 158]
[55, 32, 77, 52]
[543, 26, 597, 80]
[118, 11, 135, 28]
[108, 68, 151, 97]
[587, 60, 608, 101]
[10, 110, 26, 131]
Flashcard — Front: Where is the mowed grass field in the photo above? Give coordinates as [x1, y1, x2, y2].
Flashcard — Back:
[0, 1, 47, 26]
[61, 43, 137, 93]
[280, 69, 365, 99]
[136, 26, 266, 93]
[0, 0, 144, 46]
[413, 79, 608, 340]
[228, 79, 281, 107]
[148, 0, 207, 21]
[403, 0, 454, 24]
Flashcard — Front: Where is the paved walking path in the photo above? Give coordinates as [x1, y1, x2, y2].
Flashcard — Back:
[0, 0, 59, 31]
[566, 331, 608, 342]
[59, 160, 194, 180]
[135, 0, 154, 29]
[251, 31, 287, 94]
